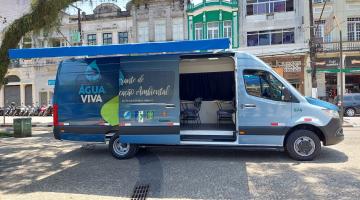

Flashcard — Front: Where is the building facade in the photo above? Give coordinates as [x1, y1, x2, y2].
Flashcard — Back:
[311, 0, 360, 102]
[238, 0, 309, 94]
[130, 0, 186, 43]
[186, 0, 239, 48]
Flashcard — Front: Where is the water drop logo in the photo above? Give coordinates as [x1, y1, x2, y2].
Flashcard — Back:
[119, 70, 125, 86]
[85, 60, 101, 82]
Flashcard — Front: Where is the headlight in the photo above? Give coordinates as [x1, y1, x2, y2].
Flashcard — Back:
[322, 109, 339, 118]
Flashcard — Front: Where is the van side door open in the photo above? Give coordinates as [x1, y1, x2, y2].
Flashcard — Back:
[117, 55, 180, 144]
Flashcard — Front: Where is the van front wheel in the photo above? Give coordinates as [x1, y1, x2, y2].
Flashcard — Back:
[109, 134, 138, 159]
[285, 130, 321, 161]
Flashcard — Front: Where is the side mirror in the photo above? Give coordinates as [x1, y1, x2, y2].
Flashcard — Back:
[282, 88, 292, 102]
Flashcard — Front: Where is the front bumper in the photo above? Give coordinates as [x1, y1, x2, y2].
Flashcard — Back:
[320, 118, 344, 146]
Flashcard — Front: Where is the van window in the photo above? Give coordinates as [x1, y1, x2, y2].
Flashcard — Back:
[354, 95, 360, 101]
[344, 96, 353, 101]
[243, 69, 284, 101]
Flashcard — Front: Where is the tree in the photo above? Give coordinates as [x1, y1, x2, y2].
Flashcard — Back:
[0, 0, 147, 87]
[0, 0, 78, 86]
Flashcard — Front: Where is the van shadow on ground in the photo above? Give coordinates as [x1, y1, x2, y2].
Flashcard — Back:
[1, 141, 354, 199]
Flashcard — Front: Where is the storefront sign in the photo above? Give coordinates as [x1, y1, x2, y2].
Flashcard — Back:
[276, 61, 302, 73]
[48, 80, 56, 85]
[345, 56, 360, 68]
[315, 57, 339, 70]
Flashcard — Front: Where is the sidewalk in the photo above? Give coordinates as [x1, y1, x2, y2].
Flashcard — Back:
[0, 116, 52, 127]
[343, 117, 360, 127]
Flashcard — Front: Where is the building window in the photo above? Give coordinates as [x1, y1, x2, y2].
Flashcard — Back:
[315, 20, 332, 43]
[223, 21, 232, 39]
[118, 32, 128, 44]
[348, 17, 360, 41]
[172, 18, 184, 41]
[207, 22, 219, 39]
[103, 33, 112, 45]
[22, 34, 32, 48]
[155, 20, 166, 41]
[138, 21, 149, 43]
[247, 28, 295, 46]
[87, 34, 97, 45]
[195, 23, 203, 40]
[246, 0, 293, 16]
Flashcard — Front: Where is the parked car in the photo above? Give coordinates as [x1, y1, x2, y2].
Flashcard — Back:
[335, 93, 360, 117]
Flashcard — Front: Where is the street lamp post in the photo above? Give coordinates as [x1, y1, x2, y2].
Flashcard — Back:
[339, 30, 344, 123]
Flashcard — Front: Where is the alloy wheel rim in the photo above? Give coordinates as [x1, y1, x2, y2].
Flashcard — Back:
[347, 109, 355, 116]
[113, 138, 130, 156]
[294, 136, 316, 157]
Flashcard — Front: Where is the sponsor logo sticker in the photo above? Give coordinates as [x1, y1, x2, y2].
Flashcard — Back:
[137, 111, 144, 123]
[146, 111, 154, 120]
[123, 111, 131, 120]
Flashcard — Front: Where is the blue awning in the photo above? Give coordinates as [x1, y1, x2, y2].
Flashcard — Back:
[8, 39, 230, 59]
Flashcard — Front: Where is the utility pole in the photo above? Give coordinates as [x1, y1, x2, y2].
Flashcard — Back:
[308, 0, 317, 97]
[77, 8, 82, 45]
[333, 16, 344, 122]
[339, 29, 344, 122]
[69, 4, 82, 46]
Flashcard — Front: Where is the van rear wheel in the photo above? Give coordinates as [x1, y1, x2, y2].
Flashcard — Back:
[109, 134, 138, 159]
[285, 130, 321, 161]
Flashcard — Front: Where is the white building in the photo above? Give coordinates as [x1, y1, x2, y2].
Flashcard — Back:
[130, 0, 186, 43]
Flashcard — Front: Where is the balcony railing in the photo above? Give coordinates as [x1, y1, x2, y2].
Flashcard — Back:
[187, 0, 238, 12]
[315, 41, 360, 52]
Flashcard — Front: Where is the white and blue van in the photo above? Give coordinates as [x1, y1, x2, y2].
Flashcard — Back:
[51, 51, 343, 161]
[8, 39, 343, 161]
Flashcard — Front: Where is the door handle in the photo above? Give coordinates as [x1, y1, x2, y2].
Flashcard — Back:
[165, 104, 176, 108]
[241, 104, 256, 108]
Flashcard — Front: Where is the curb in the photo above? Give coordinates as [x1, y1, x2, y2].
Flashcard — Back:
[0, 124, 52, 127]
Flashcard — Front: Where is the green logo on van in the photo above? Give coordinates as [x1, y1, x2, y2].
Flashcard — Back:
[85, 60, 101, 82]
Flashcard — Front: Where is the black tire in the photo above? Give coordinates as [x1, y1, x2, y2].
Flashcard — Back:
[285, 129, 321, 161]
[345, 108, 356, 117]
[109, 133, 138, 159]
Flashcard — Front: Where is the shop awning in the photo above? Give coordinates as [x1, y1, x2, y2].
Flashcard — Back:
[317, 68, 360, 73]
[8, 39, 230, 59]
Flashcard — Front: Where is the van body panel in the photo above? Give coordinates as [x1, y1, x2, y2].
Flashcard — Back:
[117, 55, 181, 144]
[55, 57, 120, 125]
[119, 134, 180, 144]
[58, 133, 105, 142]
[235, 53, 292, 145]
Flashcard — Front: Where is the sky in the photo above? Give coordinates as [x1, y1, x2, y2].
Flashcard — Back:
[67, 0, 203, 14]
[67, 0, 129, 14]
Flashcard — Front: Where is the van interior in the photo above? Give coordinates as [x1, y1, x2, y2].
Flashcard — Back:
[179, 53, 237, 142]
